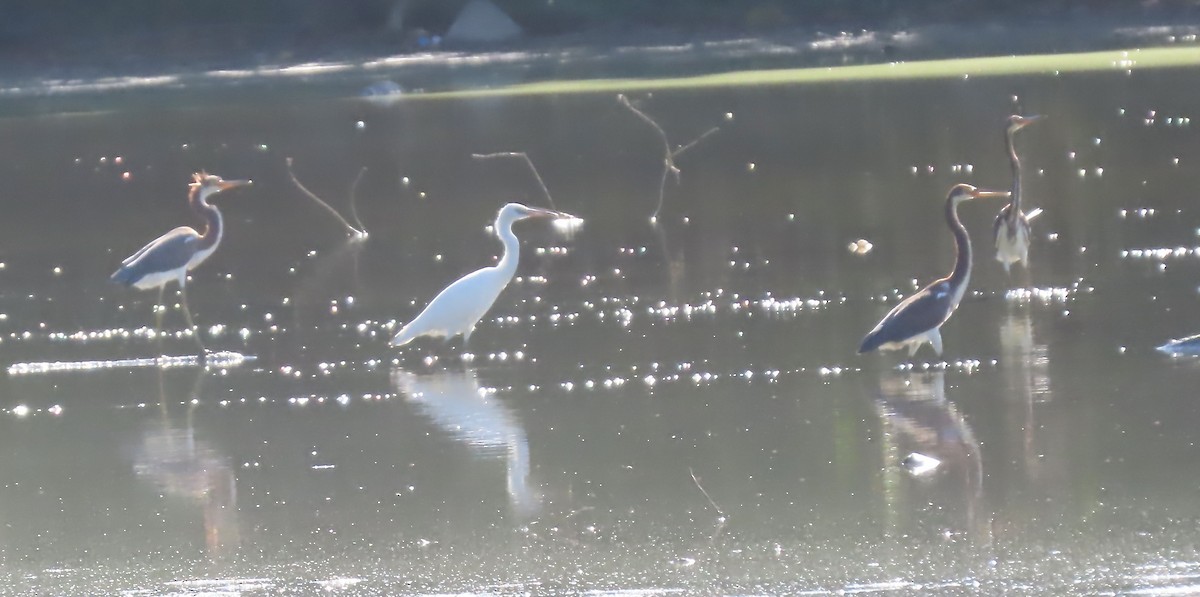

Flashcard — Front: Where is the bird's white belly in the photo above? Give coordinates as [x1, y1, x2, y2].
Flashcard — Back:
[131, 268, 184, 291]
[995, 221, 1029, 264]
[877, 336, 923, 352]
[876, 328, 939, 355]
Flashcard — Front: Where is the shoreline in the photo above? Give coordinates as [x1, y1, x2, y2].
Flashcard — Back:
[2, 14, 1200, 113]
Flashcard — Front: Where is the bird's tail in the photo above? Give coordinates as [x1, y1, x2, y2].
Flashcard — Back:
[389, 325, 418, 347]
[110, 266, 137, 287]
[858, 331, 884, 354]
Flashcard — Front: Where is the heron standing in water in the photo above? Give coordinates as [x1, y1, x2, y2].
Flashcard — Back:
[994, 114, 1043, 273]
[391, 202, 578, 347]
[111, 172, 252, 350]
[859, 184, 1010, 357]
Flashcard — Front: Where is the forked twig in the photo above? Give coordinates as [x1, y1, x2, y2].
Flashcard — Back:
[471, 152, 557, 209]
[673, 126, 720, 159]
[618, 94, 721, 221]
[285, 157, 367, 238]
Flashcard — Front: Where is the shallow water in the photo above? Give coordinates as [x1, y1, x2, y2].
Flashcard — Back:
[2, 58, 1200, 594]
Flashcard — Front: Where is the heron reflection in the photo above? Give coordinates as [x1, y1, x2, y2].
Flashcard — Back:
[999, 310, 1052, 481]
[391, 368, 539, 516]
[876, 371, 987, 542]
[132, 369, 239, 554]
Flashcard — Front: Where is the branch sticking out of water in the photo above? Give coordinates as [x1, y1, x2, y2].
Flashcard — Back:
[673, 126, 720, 159]
[285, 157, 367, 239]
[689, 467, 725, 519]
[348, 166, 369, 235]
[618, 94, 721, 222]
[471, 152, 557, 209]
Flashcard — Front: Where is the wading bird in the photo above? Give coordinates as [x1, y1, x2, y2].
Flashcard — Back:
[859, 184, 1009, 357]
[111, 172, 251, 349]
[391, 202, 577, 347]
[994, 114, 1043, 273]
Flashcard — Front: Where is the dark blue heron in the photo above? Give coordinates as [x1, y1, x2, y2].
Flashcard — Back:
[859, 184, 1009, 357]
[112, 172, 251, 349]
[994, 114, 1043, 273]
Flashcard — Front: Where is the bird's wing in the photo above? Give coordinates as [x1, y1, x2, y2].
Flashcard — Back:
[993, 204, 1012, 240]
[114, 228, 200, 282]
[392, 266, 508, 346]
[121, 227, 199, 266]
[860, 280, 955, 352]
[994, 204, 1033, 241]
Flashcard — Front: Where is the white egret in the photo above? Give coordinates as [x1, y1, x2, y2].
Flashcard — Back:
[390, 202, 578, 347]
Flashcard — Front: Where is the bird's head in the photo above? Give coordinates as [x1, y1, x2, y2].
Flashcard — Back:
[1006, 114, 1043, 134]
[947, 184, 1010, 204]
[190, 171, 252, 201]
[496, 202, 578, 228]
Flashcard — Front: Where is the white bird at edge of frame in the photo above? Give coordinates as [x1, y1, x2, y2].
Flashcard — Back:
[390, 202, 580, 348]
[111, 172, 252, 351]
[859, 184, 1009, 358]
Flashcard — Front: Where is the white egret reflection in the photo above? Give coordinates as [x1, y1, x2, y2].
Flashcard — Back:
[391, 368, 540, 516]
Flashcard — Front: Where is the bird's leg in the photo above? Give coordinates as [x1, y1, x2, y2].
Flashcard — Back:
[179, 283, 207, 354]
[154, 285, 166, 338]
[929, 329, 944, 357]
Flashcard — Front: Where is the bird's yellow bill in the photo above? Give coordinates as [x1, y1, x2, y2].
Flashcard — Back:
[526, 206, 577, 220]
[218, 179, 252, 191]
[970, 189, 1011, 199]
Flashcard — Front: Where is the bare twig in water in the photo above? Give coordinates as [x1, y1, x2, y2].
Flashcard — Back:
[471, 152, 557, 209]
[618, 94, 721, 222]
[348, 166, 369, 235]
[673, 126, 720, 159]
[285, 157, 366, 238]
[689, 467, 725, 518]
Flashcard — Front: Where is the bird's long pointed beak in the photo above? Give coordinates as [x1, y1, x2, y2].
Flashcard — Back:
[1016, 114, 1044, 129]
[526, 206, 578, 220]
[217, 179, 252, 191]
[970, 188, 1011, 199]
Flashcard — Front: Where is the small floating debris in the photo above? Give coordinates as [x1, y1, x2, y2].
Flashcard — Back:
[8, 351, 253, 375]
[901, 452, 941, 476]
[359, 80, 404, 105]
[1157, 334, 1200, 356]
[848, 239, 874, 255]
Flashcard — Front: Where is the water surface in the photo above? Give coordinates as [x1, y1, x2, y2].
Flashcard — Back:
[1, 56, 1200, 594]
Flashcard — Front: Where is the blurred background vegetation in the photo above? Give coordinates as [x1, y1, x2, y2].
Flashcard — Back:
[6, 0, 1198, 40]
[3, 0, 1198, 68]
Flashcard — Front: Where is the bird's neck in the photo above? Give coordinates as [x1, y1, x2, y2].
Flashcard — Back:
[191, 190, 223, 251]
[494, 216, 520, 278]
[1006, 129, 1022, 212]
[945, 197, 971, 287]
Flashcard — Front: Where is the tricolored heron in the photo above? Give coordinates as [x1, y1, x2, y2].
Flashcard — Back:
[859, 184, 1009, 357]
[390, 202, 578, 347]
[111, 172, 251, 349]
[994, 114, 1043, 273]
